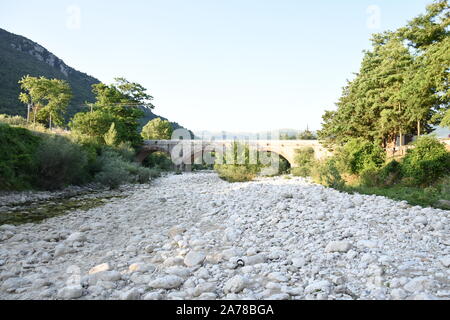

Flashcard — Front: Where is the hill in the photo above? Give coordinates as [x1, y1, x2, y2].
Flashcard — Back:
[0, 28, 190, 133]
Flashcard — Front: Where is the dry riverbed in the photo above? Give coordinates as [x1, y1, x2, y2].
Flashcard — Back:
[0, 172, 449, 300]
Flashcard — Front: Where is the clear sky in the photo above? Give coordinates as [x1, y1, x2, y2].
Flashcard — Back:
[0, 0, 433, 132]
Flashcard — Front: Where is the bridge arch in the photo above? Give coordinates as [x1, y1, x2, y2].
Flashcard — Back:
[136, 145, 172, 163]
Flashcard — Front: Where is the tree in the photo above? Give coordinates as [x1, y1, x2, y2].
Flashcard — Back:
[70, 110, 119, 144]
[441, 109, 450, 128]
[18, 76, 72, 129]
[319, 1, 449, 149]
[141, 118, 174, 140]
[297, 129, 317, 140]
[72, 78, 154, 147]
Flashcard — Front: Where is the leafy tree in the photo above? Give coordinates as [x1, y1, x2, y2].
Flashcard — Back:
[441, 109, 450, 128]
[72, 78, 154, 147]
[141, 118, 174, 140]
[70, 110, 119, 144]
[18, 76, 72, 129]
[297, 129, 317, 140]
[401, 135, 450, 185]
[319, 1, 449, 149]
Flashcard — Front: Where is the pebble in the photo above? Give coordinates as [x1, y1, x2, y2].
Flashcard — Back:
[148, 276, 184, 289]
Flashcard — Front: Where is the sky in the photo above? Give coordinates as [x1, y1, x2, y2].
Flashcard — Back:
[0, 0, 433, 133]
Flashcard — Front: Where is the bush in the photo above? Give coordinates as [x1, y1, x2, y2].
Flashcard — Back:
[215, 165, 256, 183]
[379, 160, 402, 186]
[311, 158, 345, 189]
[337, 138, 386, 175]
[35, 135, 89, 190]
[94, 148, 159, 188]
[0, 123, 41, 190]
[359, 166, 382, 187]
[94, 150, 132, 189]
[0, 114, 28, 126]
[143, 152, 173, 171]
[293, 147, 316, 177]
[401, 136, 450, 186]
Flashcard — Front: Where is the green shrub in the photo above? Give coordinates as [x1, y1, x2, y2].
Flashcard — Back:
[215, 165, 256, 183]
[379, 160, 402, 186]
[143, 152, 173, 171]
[312, 158, 345, 189]
[35, 135, 89, 190]
[0, 123, 41, 190]
[401, 136, 450, 186]
[94, 150, 132, 189]
[337, 138, 386, 175]
[0, 114, 28, 126]
[359, 166, 382, 187]
[94, 148, 159, 188]
[293, 147, 316, 177]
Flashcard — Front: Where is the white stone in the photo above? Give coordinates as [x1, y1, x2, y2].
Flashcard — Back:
[120, 288, 140, 300]
[325, 241, 352, 253]
[224, 276, 248, 294]
[184, 251, 206, 267]
[149, 275, 184, 289]
[243, 254, 266, 266]
[291, 257, 306, 268]
[404, 277, 434, 293]
[163, 257, 185, 267]
[166, 266, 192, 278]
[89, 263, 110, 275]
[305, 280, 331, 294]
[439, 256, 450, 268]
[66, 232, 87, 243]
[128, 263, 155, 273]
[358, 240, 378, 249]
[268, 272, 289, 282]
[413, 216, 428, 225]
[193, 282, 216, 297]
[58, 286, 83, 299]
[99, 271, 122, 282]
[143, 292, 162, 300]
[391, 288, 408, 300]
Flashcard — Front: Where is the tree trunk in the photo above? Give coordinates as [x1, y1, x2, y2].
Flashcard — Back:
[26, 104, 30, 123]
[417, 121, 421, 137]
[49, 113, 52, 131]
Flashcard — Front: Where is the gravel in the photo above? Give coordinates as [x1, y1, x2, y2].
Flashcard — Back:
[0, 172, 449, 300]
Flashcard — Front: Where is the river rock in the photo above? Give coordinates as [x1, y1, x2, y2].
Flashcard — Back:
[224, 276, 248, 294]
[149, 276, 184, 289]
[184, 251, 206, 267]
[58, 285, 83, 299]
[325, 241, 352, 253]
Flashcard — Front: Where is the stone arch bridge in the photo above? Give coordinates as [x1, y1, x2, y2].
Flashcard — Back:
[136, 140, 332, 171]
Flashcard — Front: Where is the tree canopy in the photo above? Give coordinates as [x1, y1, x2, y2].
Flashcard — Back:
[71, 78, 153, 147]
[318, 0, 449, 148]
[19, 75, 72, 129]
[141, 118, 174, 140]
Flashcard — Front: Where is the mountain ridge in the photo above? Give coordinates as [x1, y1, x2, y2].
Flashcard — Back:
[0, 27, 190, 133]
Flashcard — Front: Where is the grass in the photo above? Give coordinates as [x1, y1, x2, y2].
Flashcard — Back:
[340, 181, 450, 209]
